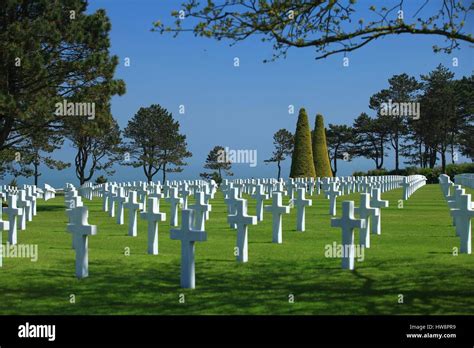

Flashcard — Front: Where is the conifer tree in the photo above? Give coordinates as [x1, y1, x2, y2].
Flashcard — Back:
[312, 114, 333, 177]
[290, 108, 316, 178]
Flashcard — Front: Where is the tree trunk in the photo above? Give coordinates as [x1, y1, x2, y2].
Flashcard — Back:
[429, 148, 437, 169]
[377, 143, 384, 170]
[418, 142, 423, 167]
[277, 161, 281, 180]
[395, 142, 399, 171]
[441, 150, 446, 173]
[76, 150, 86, 186]
[392, 132, 399, 171]
[331, 146, 338, 176]
[162, 163, 167, 183]
[34, 161, 39, 186]
[450, 142, 455, 164]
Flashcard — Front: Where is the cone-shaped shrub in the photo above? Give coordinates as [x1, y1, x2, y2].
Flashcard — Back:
[312, 113, 333, 177]
[290, 108, 316, 178]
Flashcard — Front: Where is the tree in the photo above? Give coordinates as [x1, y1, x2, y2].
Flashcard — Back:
[16, 131, 70, 186]
[290, 108, 315, 178]
[155, 1, 473, 61]
[352, 113, 389, 170]
[0, 0, 124, 152]
[200, 146, 233, 185]
[312, 114, 333, 178]
[0, 149, 32, 182]
[123, 105, 192, 183]
[264, 129, 294, 180]
[67, 116, 122, 186]
[369, 74, 421, 171]
[419, 65, 458, 173]
[453, 75, 474, 162]
[159, 128, 192, 183]
[95, 175, 108, 184]
[401, 115, 433, 168]
[458, 125, 474, 161]
[401, 69, 473, 169]
[326, 124, 354, 176]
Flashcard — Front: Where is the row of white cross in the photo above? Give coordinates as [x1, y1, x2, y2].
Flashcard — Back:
[70, 175, 421, 285]
[1, 183, 56, 201]
[0, 185, 47, 267]
[67, 174, 429, 286]
[401, 175, 427, 200]
[439, 174, 473, 254]
[1, 173, 429, 289]
[454, 173, 474, 189]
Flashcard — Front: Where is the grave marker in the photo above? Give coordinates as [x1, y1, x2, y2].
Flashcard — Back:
[293, 188, 312, 232]
[264, 192, 290, 244]
[124, 191, 143, 237]
[331, 201, 365, 270]
[140, 197, 166, 255]
[228, 198, 257, 262]
[67, 206, 97, 279]
[170, 209, 207, 289]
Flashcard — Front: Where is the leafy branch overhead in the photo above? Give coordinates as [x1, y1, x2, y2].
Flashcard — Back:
[154, 0, 473, 61]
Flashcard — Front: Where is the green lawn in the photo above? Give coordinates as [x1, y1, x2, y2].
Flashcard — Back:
[0, 183, 472, 315]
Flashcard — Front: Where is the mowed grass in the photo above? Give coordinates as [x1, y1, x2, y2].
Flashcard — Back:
[0, 184, 473, 315]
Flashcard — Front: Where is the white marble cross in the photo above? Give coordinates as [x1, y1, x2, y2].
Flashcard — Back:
[115, 187, 128, 225]
[17, 190, 31, 230]
[5, 194, 23, 245]
[438, 174, 452, 198]
[124, 190, 143, 237]
[331, 201, 365, 270]
[166, 187, 183, 227]
[228, 198, 257, 262]
[170, 209, 207, 289]
[315, 178, 321, 195]
[224, 187, 240, 229]
[354, 193, 378, 248]
[67, 206, 97, 279]
[251, 184, 268, 222]
[326, 182, 341, 216]
[448, 186, 466, 230]
[189, 191, 211, 231]
[0, 196, 10, 232]
[26, 186, 37, 218]
[203, 187, 213, 220]
[140, 197, 166, 255]
[179, 183, 191, 209]
[149, 185, 164, 200]
[293, 188, 312, 232]
[66, 194, 83, 224]
[136, 184, 148, 211]
[101, 184, 109, 212]
[108, 185, 117, 218]
[0, 196, 10, 267]
[264, 192, 290, 244]
[44, 183, 56, 201]
[66, 191, 82, 208]
[401, 177, 410, 200]
[370, 188, 389, 235]
[450, 194, 473, 254]
[274, 181, 287, 195]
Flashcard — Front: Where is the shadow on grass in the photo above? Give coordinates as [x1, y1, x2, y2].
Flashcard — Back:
[37, 205, 65, 212]
[1, 257, 473, 316]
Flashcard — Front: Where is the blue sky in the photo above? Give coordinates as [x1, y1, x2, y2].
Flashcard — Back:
[12, 0, 474, 186]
